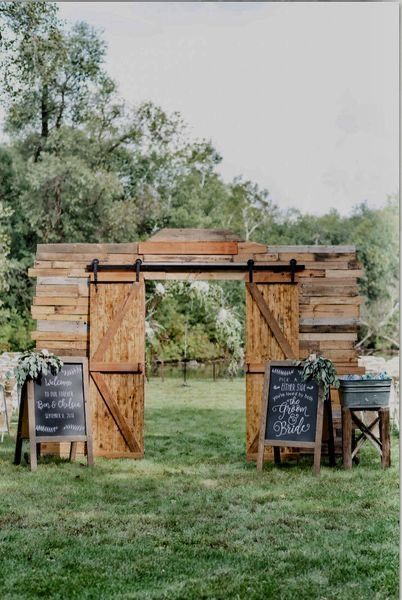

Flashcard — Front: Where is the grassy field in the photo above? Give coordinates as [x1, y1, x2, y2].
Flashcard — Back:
[0, 378, 399, 599]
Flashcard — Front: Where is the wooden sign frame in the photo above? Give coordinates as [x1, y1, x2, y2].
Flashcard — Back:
[14, 357, 94, 471]
[257, 360, 325, 474]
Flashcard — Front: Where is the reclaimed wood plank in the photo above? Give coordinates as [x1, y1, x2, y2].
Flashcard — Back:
[300, 305, 359, 317]
[300, 286, 359, 298]
[37, 243, 139, 254]
[36, 320, 88, 333]
[32, 311, 88, 322]
[138, 241, 238, 255]
[325, 269, 364, 278]
[30, 306, 55, 315]
[37, 253, 141, 263]
[237, 241, 267, 254]
[302, 296, 363, 305]
[90, 362, 143, 373]
[142, 254, 234, 263]
[35, 340, 88, 350]
[36, 341, 88, 356]
[33, 296, 89, 306]
[301, 325, 357, 334]
[235, 253, 279, 262]
[300, 317, 359, 326]
[37, 277, 88, 285]
[29, 268, 70, 277]
[31, 331, 88, 341]
[54, 305, 89, 314]
[36, 285, 79, 297]
[252, 272, 293, 283]
[268, 245, 356, 253]
[300, 333, 357, 341]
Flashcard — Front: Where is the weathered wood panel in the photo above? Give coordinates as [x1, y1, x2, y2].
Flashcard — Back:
[245, 284, 299, 458]
[89, 276, 145, 458]
[138, 241, 238, 255]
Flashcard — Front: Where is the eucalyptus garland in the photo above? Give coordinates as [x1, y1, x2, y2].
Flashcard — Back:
[13, 350, 63, 387]
[297, 355, 339, 399]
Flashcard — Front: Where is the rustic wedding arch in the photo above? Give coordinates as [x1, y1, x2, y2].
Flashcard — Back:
[30, 228, 364, 460]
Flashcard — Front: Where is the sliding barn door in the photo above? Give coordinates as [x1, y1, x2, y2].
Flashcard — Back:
[245, 282, 299, 459]
[89, 273, 145, 458]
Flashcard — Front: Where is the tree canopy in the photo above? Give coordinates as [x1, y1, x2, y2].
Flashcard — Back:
[0, 1, 398, 359]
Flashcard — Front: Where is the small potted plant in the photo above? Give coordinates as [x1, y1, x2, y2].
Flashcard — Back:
[12, 349, 63, 388]
[338, 372, 392, 409]
[297, 355, 340, 399]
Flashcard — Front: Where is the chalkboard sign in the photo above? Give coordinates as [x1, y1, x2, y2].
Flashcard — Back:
[14, 357, 93, 471]
[34, 363, 87, 438]
[257, 361, 324, 474]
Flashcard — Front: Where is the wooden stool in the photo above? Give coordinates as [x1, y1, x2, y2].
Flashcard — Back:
[342, 406, 390, 469]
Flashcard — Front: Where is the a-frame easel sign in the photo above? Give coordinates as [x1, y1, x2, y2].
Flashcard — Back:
[14, 357, 94, 471]
[257, 360, 327, 474]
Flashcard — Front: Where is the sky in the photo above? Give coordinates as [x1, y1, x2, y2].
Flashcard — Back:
[58, 2, 399, 216]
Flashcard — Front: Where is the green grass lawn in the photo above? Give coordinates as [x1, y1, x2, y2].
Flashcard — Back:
[0, 378, 399, 599]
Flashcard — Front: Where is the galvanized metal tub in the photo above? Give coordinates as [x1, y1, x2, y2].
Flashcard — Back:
[339, 379, 392, 409]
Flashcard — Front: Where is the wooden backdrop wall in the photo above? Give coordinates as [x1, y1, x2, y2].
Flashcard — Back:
[29, 229, 364, 459]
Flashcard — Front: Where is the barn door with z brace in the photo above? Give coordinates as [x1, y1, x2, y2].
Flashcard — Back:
[89, 272, 145, 458]
[245, 281, 299, 459]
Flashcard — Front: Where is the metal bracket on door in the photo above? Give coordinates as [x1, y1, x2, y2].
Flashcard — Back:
[135, 258, 142, 283]
[247, 259, 254, 283]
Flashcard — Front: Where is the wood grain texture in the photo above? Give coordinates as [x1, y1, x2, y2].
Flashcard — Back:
[245, 283, 299, 456]
[37, 243, 139, 254]
[246, 284, 296, 359]
[138, 241, 238, 255]
[89, 278, 145, 458]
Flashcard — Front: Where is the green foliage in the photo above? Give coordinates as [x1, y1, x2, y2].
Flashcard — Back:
[298, 356, 340, 398]
[145, 281, 244, 374]
[0, 1, 398, 357]
[11, 348, 63, 386]
[0, 308, 34, 352]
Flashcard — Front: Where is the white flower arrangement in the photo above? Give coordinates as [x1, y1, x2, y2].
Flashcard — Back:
[190, 281, 209, 294]
[145, 321, 155, 339]
[155, 283, 166, 296]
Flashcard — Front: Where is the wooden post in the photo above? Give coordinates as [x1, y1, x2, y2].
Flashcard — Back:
[325, 393, 336, 467]
[69, 442, 77, 462]
[274, 447, 281, 465]
[342, 407, 352, 469]
[14, 388, 25, 466]
[379, 408, 391, 469]
[313, 399, 324, 475]
[27, 382, 37, 472]
[212, 361, 217, 382]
